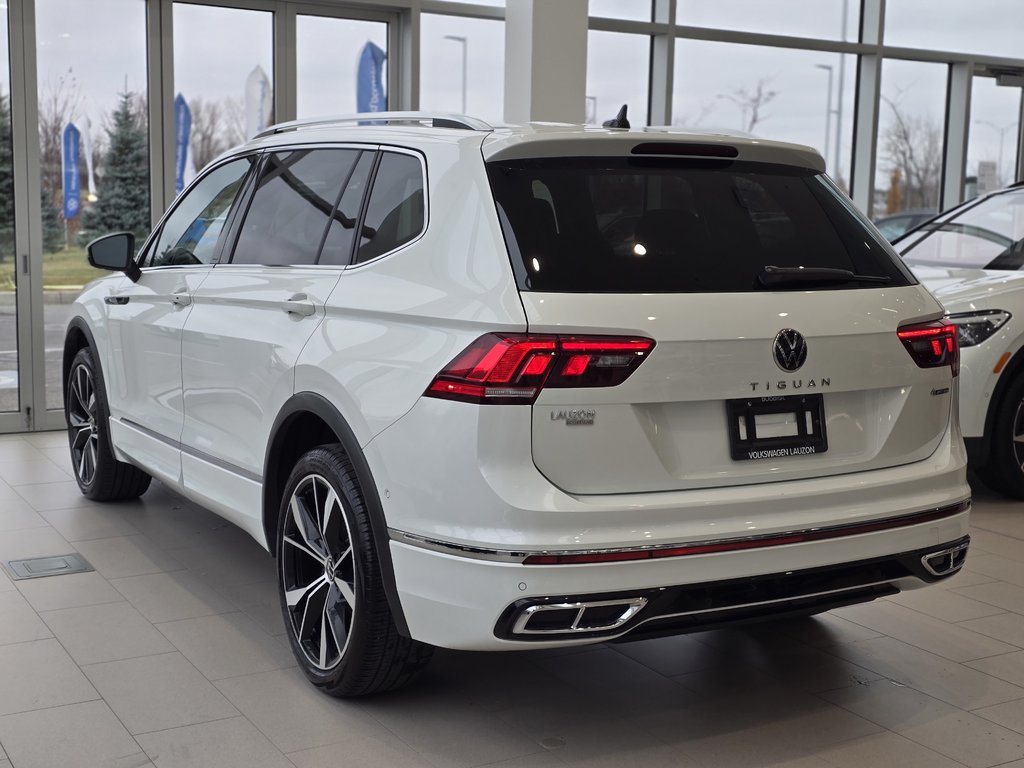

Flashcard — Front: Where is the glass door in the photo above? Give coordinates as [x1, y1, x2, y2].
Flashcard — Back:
[0, 0, 32, 432]
[31, 0, 150, 430]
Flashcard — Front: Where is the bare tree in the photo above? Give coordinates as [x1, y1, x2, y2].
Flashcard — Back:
[38, 68, 83, 204]
[188, 98, 230, 169]
[881, 94, 942, 211]
[672, 99, 717, 129]
[719, 77, 778, 134]
[222, 96, 250, 145]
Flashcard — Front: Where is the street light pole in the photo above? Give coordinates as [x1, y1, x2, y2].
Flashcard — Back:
[976, 119, 1017, 185]
[815, 64, 834, 170]
[444, 34, 468, 114]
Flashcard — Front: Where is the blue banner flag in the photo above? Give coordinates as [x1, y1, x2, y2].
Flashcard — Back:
[357, 42, 387, 114]
[62, 123, 81, 220]
[174, 93, 192, 195]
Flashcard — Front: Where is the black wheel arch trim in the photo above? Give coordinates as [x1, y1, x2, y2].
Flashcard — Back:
[981, 344, 1024, 467]
[264, 392, 410, 637]
[63, 317, 116, 459]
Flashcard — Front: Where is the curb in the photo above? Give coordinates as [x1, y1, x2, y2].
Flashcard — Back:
[0, 290, 80, 306]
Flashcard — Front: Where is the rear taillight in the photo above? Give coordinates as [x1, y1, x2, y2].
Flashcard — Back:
[425, 333, 655, 404]
[897, 321, 959, 376]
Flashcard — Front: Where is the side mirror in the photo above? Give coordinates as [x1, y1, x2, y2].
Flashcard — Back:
[87, 232, 142, 282]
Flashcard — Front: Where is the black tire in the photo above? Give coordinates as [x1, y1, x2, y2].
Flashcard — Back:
[980, 374, 1024, 499]
[277, 445, 433, 697]
[65, 347, 152, 501]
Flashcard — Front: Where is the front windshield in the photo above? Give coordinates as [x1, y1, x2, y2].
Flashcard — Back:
[901, 188, 1024, 270]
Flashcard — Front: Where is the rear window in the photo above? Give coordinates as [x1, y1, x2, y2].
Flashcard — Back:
[486, 158, 913, 292]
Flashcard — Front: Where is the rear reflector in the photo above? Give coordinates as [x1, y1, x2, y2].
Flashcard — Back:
[425, 333, 655, 404]
[522, 499, 971, 565]
[897, 321, 959, 376]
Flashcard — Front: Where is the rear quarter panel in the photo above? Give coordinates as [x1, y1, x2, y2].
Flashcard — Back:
[294, 135, 527, 448]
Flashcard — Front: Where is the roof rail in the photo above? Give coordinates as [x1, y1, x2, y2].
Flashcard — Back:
[254, 112, 493, 139]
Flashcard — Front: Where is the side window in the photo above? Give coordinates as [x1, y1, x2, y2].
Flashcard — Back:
[318, 151, 375, 266]
[355, 152, 425, 264]
[148, 158, 253, 267]
[232, 149, 359, 266]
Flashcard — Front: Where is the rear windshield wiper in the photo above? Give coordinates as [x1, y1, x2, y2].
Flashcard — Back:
[758, 265, 891, 287]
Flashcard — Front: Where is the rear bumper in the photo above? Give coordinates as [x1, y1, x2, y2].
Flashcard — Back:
[389, 506, 971, 650]
[368, 392, 971, 649]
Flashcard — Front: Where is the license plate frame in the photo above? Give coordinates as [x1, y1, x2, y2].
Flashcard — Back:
[726, 394, 828, 461]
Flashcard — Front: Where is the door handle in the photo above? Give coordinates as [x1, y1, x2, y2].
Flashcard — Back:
[171, 294, 192, 307]
[284, 293, 316, 317]
[105, 296, 130, 305]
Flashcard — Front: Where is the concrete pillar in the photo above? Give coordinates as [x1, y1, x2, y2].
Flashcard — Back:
[941, 63, 973, 209]
[850, 0, 885, 217]
[504, 0, 589, 124]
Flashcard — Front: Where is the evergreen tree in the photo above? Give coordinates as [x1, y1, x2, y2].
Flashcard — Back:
[41, 188, 63, 253]
[84, 91, 149, 239]
[0, 92, 13, 263]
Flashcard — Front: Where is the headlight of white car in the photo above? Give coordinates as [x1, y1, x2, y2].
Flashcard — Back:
[946, 310, 1011, 347]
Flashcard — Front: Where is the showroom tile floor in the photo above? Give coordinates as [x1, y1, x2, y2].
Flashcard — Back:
[0, 431, 1022, 767]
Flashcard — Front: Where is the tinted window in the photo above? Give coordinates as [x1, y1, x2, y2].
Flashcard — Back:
[319, 151, 375, 266]
[901, 189, 1024, 270]
[355, 152, 425, 264]
[148, 158, 253, 267]
[232, 149, 358, 266]
[487, 158, 913, 293]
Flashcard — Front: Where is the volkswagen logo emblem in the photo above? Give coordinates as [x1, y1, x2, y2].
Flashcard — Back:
[773, 329, 807, 372]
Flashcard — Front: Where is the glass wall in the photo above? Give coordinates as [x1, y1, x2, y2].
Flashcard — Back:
[967, 77, 1021, 197]
[36, 0, 148, 410]
[590, 0, 650, 21]
[173, 4, 273, 174]
[420, 14, 504, 122]
[297, 15, 389, 118]
[874, 59, 948, 218]
[586, 31, 649, 125]
[885, 0, 1024, 61]
[0, 5, 16, 414]
[673, 41, 856, 185]
[676, 0, 859, 42]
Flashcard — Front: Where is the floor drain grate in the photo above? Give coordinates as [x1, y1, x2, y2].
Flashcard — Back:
[3, 553, 94, 580]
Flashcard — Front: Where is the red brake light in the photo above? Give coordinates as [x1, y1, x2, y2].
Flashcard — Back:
[897, 321, 959, 376]
[426, 334, 656, 404]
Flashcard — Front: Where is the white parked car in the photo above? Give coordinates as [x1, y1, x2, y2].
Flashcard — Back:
[897, 183, 1024, 497]
[65, 114, 971, 696]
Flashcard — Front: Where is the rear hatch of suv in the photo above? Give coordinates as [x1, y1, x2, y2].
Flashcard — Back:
[480, 135, 957, 494]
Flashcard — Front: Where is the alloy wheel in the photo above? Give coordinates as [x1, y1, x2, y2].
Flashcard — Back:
[68, 363, 99, 486]
[281, 474, 356, 671]
[1013, 398, 1024, 472]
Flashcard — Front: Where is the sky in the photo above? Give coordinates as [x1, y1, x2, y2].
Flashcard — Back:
[6, 0, 1024, 202]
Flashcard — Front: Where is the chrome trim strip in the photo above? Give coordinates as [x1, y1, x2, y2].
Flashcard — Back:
[119, 418, 263, 484]
[509, 580, 897, 643]
[388, 498, 972, 564]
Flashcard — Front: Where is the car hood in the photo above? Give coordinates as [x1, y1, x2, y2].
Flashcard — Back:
[912, 265, 1024, 311]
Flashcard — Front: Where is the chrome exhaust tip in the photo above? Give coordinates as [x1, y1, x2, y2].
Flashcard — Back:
[511, 597, 648, 636]
[921, 540, 969, 577]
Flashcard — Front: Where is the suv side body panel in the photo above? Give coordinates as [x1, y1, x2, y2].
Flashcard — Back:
[295, 135, 528, 451]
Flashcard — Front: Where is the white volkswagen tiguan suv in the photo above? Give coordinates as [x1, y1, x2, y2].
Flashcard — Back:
[65, 114, 971, 696]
